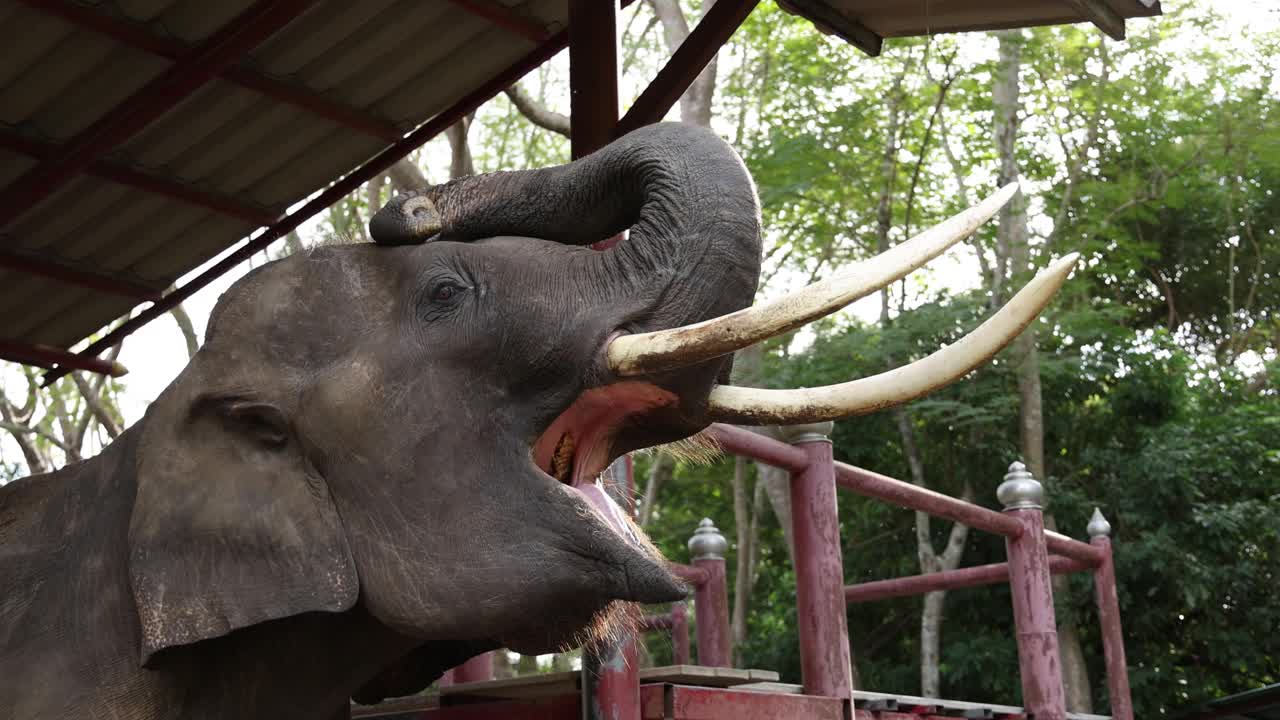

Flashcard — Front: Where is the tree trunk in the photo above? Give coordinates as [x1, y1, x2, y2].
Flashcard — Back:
[638, 451, 674, 527]
[446, 114, 476, 180]
[730, 455, 759, 664]
[647, 0, 718, 128]
[387, 157, 428, 192]
[992, 30, 1093, 713]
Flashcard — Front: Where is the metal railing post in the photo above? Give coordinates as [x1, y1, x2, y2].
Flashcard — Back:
[1088, 509, 1134, 720]
[689, 518, 731, 667]
[439, 652, 493, 686]
[998, 461, 1067, 720]
[780, 421, 853, 700]
[581, 458, 641, 720]
[671, 601, 690, 665]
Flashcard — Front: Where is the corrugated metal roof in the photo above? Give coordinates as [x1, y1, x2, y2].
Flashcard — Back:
[0, 0, 1160, 372]
[0, 0, 562, 352]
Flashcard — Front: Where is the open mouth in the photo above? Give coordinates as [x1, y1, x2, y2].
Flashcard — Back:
[531, 381, 678, 540]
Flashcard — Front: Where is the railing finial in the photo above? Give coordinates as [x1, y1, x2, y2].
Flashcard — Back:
[997, 460, 1044, 511]
[777, 420, 835, 445]
[688, 518, 729, 560]
[1087, 507, 1112, 538]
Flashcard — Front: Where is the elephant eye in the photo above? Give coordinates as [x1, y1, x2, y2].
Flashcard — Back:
[433, 284, 456, 302]
[429, 279, 466, 305]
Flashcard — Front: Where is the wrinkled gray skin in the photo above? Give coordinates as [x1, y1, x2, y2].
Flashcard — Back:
[0, 123, 761, 719]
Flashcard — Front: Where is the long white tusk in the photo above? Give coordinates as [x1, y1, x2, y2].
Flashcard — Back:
[607, 183, 1020, 376]
[706, 253, 1080, 425]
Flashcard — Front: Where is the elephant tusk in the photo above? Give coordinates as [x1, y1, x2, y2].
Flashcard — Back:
[704, 253, 1080, 425]
[607, 183, 1020, 376]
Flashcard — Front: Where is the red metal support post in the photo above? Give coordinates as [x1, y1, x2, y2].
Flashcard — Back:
[1087, 509, 1134, 720]
[440, 653, 493, 686]
[568, 0, 618, 160]
[671, 602, 690, 666]
[688, 519, 731, 667]
[998, 461, 1067, 720]
[780, 422, 853, 700]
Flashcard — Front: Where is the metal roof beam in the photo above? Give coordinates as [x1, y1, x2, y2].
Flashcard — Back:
[0, 249, 163, 302]
[615, 0, 760, 136]
[569, 0, 619, 159]
[0, 131, 278, 227]
[0, 0, 319, 230]
[1062, 0, 1127, 40]
[444, 0, 550, 43]
[43, 30, 572, 385]
[15, 0, 402, 142]
[0, 339, 128, 377]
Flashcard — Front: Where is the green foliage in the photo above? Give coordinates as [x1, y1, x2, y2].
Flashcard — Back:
[643, 2, 1278, 713]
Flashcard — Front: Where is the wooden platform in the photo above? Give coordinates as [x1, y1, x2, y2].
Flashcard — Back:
[351, 664, 1112, 720]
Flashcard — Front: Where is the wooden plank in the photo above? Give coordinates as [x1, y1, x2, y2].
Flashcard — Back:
[732, 681, 803, 694]
[638, 665, 780, 687]
[441, 671, 580, 701]
[664, 684, 845, 720]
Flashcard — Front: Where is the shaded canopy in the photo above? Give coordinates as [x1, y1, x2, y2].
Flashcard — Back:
[0, 0, 1159, 372]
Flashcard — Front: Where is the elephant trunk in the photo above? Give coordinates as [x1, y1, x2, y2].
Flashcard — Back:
[369, 122, 763, 337]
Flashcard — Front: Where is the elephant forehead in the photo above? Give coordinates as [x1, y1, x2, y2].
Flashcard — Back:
[209, 248, 400, 367]
[310, 356, 387, 421]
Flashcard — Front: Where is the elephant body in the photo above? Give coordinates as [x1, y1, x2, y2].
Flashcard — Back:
[1, 429, 463, 719]
[0, 123, 763, 719]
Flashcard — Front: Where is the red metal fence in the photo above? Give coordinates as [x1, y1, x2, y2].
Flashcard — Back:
[439, 421, 1133, 720]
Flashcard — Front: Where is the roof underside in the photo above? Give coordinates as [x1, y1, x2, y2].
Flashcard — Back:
[782, 0, 1162, 54]
[0, 0, 1161, 363]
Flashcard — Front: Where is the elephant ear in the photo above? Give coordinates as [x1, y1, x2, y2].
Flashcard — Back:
[128, 353, 358, 666]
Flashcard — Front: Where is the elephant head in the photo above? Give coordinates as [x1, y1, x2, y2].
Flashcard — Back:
[127, 122, 1075, 684]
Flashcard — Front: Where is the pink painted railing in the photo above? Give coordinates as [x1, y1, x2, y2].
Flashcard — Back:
[639, 602, 690, 665]
[440, 421, 1132, 720]
[707, 422, 1134, 720]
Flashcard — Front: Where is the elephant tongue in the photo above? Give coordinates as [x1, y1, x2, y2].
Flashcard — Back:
[573, 478, 641, 546]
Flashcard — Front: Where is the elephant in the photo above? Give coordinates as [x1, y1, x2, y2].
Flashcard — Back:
[0, 122, 1072, 719]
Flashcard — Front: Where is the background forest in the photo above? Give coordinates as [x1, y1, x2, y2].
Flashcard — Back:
[2, 1, 1276, 716]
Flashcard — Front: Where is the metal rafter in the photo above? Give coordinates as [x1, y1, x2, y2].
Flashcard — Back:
[15, 0, 403, 142]
[43, 31, 572, 384]
[0, 250, 162, 302]
[0, 0, 319, 230]
[0, 339, 127, 377]
[0, 131, 278, 227]
[615, 0, 761, 136]
[444, 0, 550, 43]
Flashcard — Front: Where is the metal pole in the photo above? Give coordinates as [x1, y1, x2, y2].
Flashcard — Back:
[688, 519, 731, 667]
[446, 653, 493, 684]
[1088, 509, 1134, 720]
[780, 422, 853, 700]
[582, 457, 639, 720]
[998, 461, 1067, 720]
[672, 602, 690, 665]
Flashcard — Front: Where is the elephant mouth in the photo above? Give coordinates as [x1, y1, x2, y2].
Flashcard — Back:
[531, 381, 678, 539]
